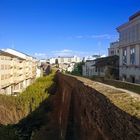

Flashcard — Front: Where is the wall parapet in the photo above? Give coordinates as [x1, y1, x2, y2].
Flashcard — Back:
[56, 73, 140, 140]
[91, 76, 140, 94]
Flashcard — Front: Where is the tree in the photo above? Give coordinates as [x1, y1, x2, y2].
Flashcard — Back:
[71, 61, 85, 76]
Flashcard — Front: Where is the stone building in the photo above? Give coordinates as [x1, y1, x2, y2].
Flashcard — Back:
[82, 55, 102, 77]
[117, 11, 140, 83]
[82, 60, 97, 77]
[82, 55, 119, 79]
[93, 55, 119, 79]
[108, 41, 119, 56]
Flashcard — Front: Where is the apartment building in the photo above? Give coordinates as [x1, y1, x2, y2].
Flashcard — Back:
[57, 56, 80, 72]
[49, 56, 81, 65]
[117, 11, 140, 83]
[0, 49, 37, 95]
[57, 56, 81, 64]
[49, 57, 56, 64]
[108, 41, 119, 56]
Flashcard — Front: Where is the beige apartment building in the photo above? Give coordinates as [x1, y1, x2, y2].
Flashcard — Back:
[57, 56, 81, 64]
[0, 49, 37, 95]
[117, 11, 140, 83]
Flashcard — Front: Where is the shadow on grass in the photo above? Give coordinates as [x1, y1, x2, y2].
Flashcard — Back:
[0, 76, 58, 140]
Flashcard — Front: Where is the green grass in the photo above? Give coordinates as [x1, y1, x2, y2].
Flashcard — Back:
[107, 93, 140, 118]
[0, 71, 56, 140]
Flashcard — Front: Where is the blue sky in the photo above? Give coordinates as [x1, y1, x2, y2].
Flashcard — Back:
[0, 0, 140, 58]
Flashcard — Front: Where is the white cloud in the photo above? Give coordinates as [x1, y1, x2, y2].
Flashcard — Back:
[34, 53, 47, 59]
[90, 34, 112, 39]
[34, 45, 108, 59]
[33, 49, 107, 59]
[75, 34, 118, 40]
[75, 35, 84, 39]
[34, 53, 46, 56]
[52, 49, 74, 57]
[51, 49, 99, 57]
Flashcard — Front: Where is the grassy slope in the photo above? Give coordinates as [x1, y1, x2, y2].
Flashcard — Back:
[0, 72, 55, 140]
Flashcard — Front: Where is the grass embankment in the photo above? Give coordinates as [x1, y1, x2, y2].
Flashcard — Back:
[108, 93, 140, 118]
[0, 72, 55, 140]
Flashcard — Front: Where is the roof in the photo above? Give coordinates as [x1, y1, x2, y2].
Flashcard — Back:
[117, 11, 140, 31]
[0, 50, 24, 59]
[1, 48, 36, 60]
[93, 55, 119, 67]
[129, 11, 140, 21]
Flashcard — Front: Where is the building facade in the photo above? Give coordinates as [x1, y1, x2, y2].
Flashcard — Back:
[108, 41, 119, 56]
[82, 56, 119, 79]
[82, 60, 98, 77]
[57, 56, 81, 64]
[48, 56, 81, 72]
[82, 55, 103, 77]
[49, 58, 56, 64]
[0, 49, 38, 95]
[117, 11, 140, 83]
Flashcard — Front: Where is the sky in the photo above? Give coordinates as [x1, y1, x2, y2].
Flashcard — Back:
[0, 0, 140, 59]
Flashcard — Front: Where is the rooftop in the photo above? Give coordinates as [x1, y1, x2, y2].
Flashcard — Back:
[117, 11, 140, 31]
[129, 11, 140, 21]
[1, 48, 36, 60]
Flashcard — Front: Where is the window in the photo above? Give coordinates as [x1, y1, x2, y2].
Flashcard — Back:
[100, 67, 104, 72]
[130, 75, 135, 83]
[111, 50, 114, 55]
[1, 56, 4, 60]
[5, 75, 7, 79]
[95, 67, 97, 72]
[1, 75, 4, 80]
[61, 58, 64, 63]
[1, 65, 4, 70]
[130, 47, 135, 65]
[122, 48, 127, 65]
[68, 58, 71, 62]
[5, 65, 7, 70]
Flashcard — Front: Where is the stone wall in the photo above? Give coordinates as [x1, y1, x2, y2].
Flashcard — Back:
[55, 73, 140, 140]
[92, 76, 140, 94]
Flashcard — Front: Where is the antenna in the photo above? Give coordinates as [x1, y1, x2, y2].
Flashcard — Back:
[11, 41, 15, 49]
[98, 41, 101, 56]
